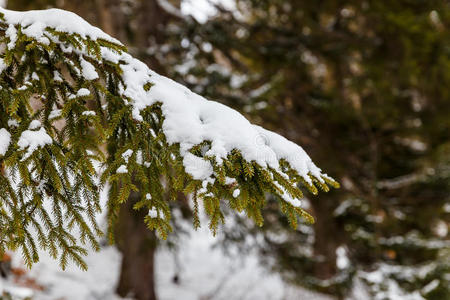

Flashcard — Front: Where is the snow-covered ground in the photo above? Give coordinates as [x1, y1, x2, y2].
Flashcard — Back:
[1, 224, 334, 300]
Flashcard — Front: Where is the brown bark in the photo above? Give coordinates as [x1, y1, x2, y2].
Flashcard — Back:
[115, 190, 158, 300]
[94, 0, 115, 36]
[311, 195, 338, 280]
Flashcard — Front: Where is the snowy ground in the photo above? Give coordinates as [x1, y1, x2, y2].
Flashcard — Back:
[1, 224, 334, 300]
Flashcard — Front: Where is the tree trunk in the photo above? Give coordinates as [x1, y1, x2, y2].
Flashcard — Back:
[311, 195, 338, 280]
[115, 190, 158, 300]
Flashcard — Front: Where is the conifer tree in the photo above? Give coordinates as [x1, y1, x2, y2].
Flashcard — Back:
[172, 1, 450, 299]
[0, 6, 337, 273]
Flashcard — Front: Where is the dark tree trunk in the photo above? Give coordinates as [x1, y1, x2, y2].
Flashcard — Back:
[115, 190, 158, 300]
[311, 195, 338, 280]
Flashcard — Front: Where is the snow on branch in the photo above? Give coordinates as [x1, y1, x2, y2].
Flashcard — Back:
[0, 7, 338, 268]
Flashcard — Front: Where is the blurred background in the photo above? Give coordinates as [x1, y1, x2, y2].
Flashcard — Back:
[0, 1, 449, 299]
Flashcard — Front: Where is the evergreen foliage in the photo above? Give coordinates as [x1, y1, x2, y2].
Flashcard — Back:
[0, 8, 337, 270]
[172, 1, 450, 299]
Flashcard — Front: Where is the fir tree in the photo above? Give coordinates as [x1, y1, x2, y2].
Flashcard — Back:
[0, 7, 337, 271]
[173, 1, 450, 299]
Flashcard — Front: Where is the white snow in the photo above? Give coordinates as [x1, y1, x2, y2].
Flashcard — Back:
[148, 207, 158, 218]
[182, 152, 214, 180]
[181, 0, 237, 23]
[434, 220, 448, 237]
[116, 165, 128, 174]
[336, 246, 350, 269]
[333, 199, 358, 216]
[117, 52, 327, 191]
[31, 72, 39, 81]
[0, 8, 121, 44]
[360, 263, 437, 300]
[0, 283, 34, 299]
[17, 127, 52, 159]
[0, 128, 11, 155]
[49, 109, 61, 119]
[232, 189, 240, 198]
[224, 177, 236, 185]
[444, 203, 450, 213]
[80, 58, 99, 80]
[136, 150, 143, 165]
[5, 24, 17, 49]
[0, 8, 333, 209]
[121, 149, 133, 163]
[75, 13, 327, 192]
[82, 110, 96, 116]
[282, 196, 302, 208]
[29, 120, 41, 130]
[274, 182, 302, 208]
[77, 88, 91, 97]
[53, 70, 63, 82]
[422, 279, 439, 295]
[22, 21, 50, 45]
[1, 220, 335, 300]
[7, 119, 19, 127]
